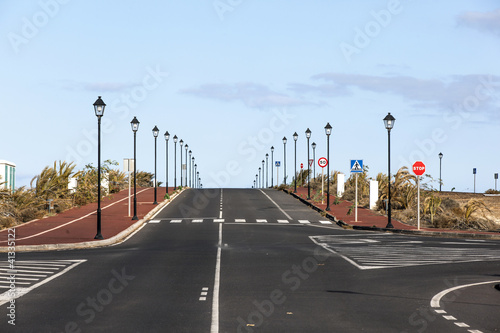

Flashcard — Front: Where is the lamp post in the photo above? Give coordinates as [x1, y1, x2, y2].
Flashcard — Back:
[271, 146, 274, 187]
[152, 126, 159, 204]
[439, 152, 443, 192]
[173, 135, 178, 188]
[189, 150, 192, 187]
[259, 167, 262, 188]
[305, 128, 311, 200]
[192, 157, 195, 188]
[312, 142, 316, 181]
[266, 153, 269, 188]
[262, 160, 265, 188]
[164, 131, 170, 196]
[194, 164, 197, 188]
[255, 174, 258, 188]
[325, 123, 332, 211]
[253, 180, 256, 188]
[197, 171, 200, 188]
[93, 96, 105, 239]
[293, 132, 298, 193]
[383, 113, 395, 229]
[131, 116, 140, 220]
[283, 137, 287, 185]
[179, 139, 184, 187]
[184, 144, 188, 187]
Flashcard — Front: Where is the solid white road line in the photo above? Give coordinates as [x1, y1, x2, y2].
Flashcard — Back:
[211, 222, 222, 333]
[431, 280, 500, 308]
[258, 190, 292, 220]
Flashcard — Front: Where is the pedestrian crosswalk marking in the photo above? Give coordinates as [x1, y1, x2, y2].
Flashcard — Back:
[213, 219, 225, 223]
[170, 219, 182, 223]
[319, 221, 332, 224]
[278, 220, 289, 223]
[192, 219, 203, 223]
[298, 220, 311, 224]
[235, 219, 246, 223]
[310, 235, 500, 270]
[256, 219, 267, 223]
[149, 220, 161, 223]
[0, 260, 87, 306]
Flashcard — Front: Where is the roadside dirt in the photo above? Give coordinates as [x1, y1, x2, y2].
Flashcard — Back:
[435, 192, 500, 224]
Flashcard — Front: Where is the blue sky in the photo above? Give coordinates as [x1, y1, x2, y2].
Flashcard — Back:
[1, 0, 499, 191]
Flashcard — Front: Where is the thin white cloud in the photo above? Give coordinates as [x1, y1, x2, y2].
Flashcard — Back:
[180, 82, 313, 109]
[457, 9, 500, 36]
[291, 73, 500, 115]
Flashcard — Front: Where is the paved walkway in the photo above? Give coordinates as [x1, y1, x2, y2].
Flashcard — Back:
[288, 186, 500, 238]
[0, 187, 174, 249]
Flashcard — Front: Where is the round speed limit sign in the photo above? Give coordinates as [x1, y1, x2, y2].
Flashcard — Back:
[318, 157, 328, 168]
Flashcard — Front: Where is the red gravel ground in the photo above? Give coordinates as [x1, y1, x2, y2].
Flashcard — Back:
[289, 186, 498, 236]
[0, 187, 172, 247]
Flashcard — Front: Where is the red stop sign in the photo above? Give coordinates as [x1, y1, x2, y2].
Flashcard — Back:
[413, 161, 425, 176]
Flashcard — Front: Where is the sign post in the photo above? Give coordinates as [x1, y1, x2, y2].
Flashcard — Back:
[350, 160, 363, 222]
[275, 161, 281, 188]
[124, 158, 134, 217]
[412, 161, 426, 230]
[318, 157, 328, 204]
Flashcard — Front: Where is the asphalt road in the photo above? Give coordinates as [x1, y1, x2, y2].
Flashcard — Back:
[1, 188, 499, 332]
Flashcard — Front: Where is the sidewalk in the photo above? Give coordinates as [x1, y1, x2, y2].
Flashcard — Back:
[286, 186, 500, 239]
[0, 187, 178, 252]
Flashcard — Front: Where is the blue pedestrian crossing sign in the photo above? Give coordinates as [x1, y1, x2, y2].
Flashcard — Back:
[350, 160, 363, 173]
[275, 161, 281, 167]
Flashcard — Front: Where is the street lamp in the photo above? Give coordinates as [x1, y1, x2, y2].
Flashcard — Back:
[312, 142, 316, 181]
[255, 174, 258, 189]
[253, 180, 256, 188]
[152, 126, 159, 204]
[439, 152, 443, 192]
[173, 135, 178, 188]
[194, 164, 197, 188]
[189, 150, 192, 187]
[266, 153, 269, 188]
[192, 157, 195, 188]
[305, 128, 311, 200]
[93, 96, 105, 239]
[271, 146, 274, 187]
[383, 112, 396, 229]
[293, 132, 298, 193]
[185, 144, 189, 186]
[131, 116, 140, 220]
[259, 167, 262, 188]
[179, 139, 184, 187]
[262, 160, 265, 188]
[283, 137, 287, 185]
[197, 171, 200, 188]
[325, 123, 332, 211]
[164, 131, 170, 196]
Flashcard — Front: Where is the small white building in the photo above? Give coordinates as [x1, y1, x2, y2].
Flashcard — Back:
[0, 160, 16, 191]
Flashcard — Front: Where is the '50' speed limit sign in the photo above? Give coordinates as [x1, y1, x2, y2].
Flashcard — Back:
[318, 157, 328, 168]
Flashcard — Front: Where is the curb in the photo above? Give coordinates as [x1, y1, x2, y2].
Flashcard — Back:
[0, 188, 187, 253]
[282, 189, 500, 240]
